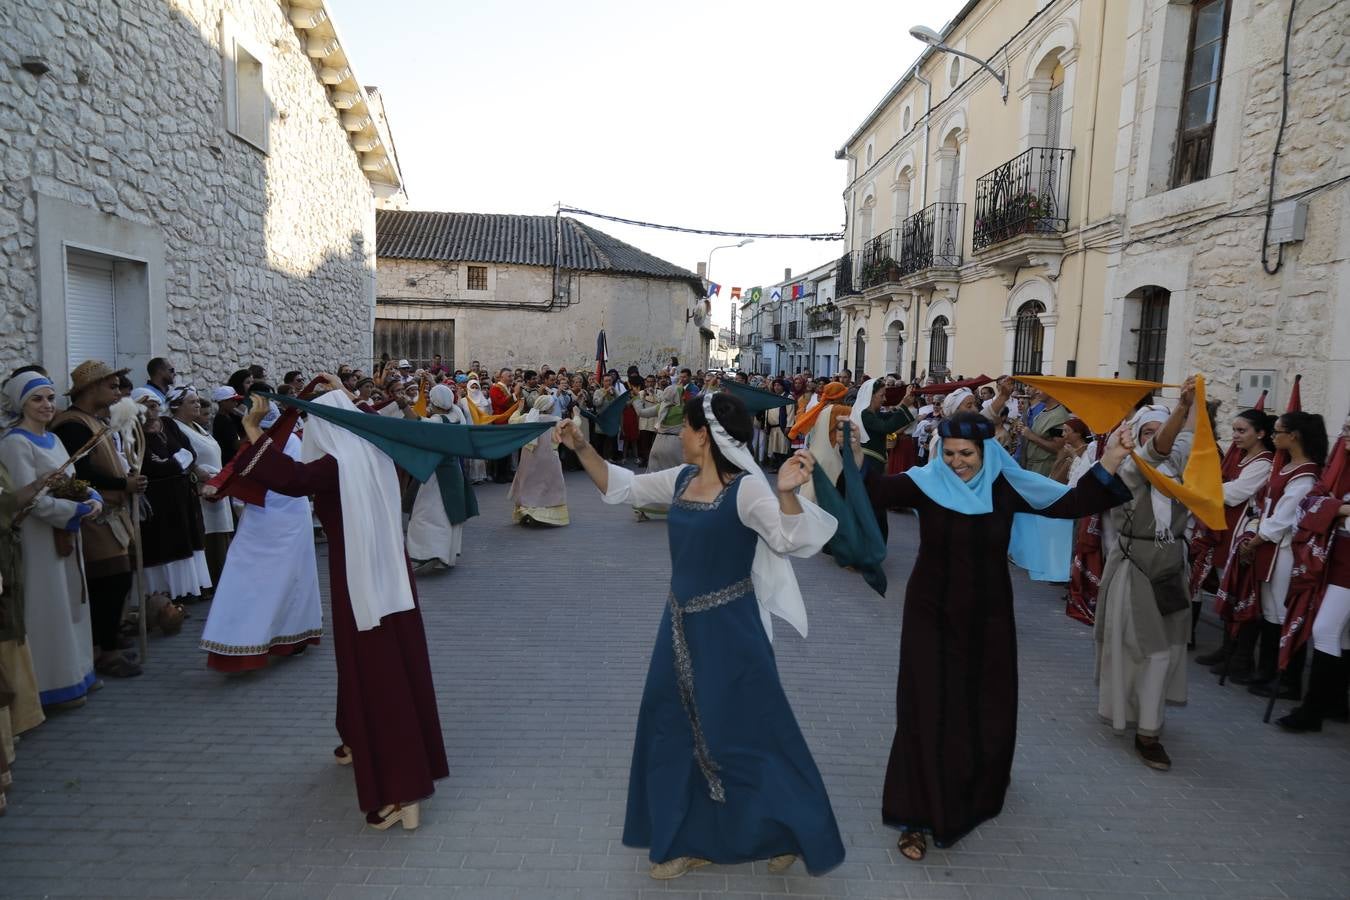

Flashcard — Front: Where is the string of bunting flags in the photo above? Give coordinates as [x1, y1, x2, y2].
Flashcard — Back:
[706, 282, 810, 301]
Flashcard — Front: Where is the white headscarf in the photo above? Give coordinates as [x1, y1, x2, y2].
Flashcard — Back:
[1128, 405, 1178, 543]
[849, 378, 878, 445]
[941, 388, 974, 419]
[129, 386, 160, 405]
[301, 390, 414, 631]
[428, 383, 456, 412]
[1, 371, 54, 426]
[466, 380, 490, 413]
[702, 392, 835, 641]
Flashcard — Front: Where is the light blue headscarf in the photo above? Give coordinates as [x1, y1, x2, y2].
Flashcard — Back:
[908, 435, 1075, 581]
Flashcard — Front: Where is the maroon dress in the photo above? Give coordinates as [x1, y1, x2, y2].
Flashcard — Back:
[237, 443, 449, 813]
[864, 466, 1128, 847]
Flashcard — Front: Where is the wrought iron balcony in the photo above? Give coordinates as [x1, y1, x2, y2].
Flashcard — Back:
[860, 229, 899, 288]
[835, 251, 858, 296]
[808, 307, 841, 335]
[787, 321, 799, 340]
[898, 202, 963, 275]
[771, 323, 782, 341]
[972, 147, 1073, 251]
[751, 333, 762, 350]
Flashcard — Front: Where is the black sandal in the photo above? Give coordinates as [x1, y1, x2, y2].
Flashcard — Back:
[898, 830, 927, 861]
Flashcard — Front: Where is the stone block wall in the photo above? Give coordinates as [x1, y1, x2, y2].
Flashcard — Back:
[0, 0, 376, 388]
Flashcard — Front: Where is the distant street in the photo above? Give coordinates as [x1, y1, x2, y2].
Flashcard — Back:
[2, 471, 1348, 900]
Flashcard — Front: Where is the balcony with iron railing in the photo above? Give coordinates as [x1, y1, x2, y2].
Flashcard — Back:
[835, 251, 858, 297]
[807, 306, 842, 337]
[770, 323, 782, 341]
[972, 147, 1073, 252]
[898, 202, 963, 276]
[860, 229, 899, 289]
[751, 333, 762, 350]
[787, 320, 800, 340]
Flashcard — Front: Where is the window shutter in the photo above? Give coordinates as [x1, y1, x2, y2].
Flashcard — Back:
[66, 254, 118, 369]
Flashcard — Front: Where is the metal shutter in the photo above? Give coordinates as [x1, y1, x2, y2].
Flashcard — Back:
[65, 253, 117, 369]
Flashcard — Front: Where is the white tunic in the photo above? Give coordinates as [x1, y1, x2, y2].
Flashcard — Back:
[405, 409, 466, 566]
[0, 429, 94, 704]
[178, 419, 234, 535]
[199, 435, 322, 656]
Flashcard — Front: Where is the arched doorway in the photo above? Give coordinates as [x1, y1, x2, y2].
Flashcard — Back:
[854, 328, 867, 376]
[928, 315, 950, 379]
[885, 320, 905, 375]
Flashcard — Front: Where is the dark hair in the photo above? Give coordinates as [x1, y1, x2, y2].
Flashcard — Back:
[523, 370, 537, 381]
[117, 375, 133, 391]
[685, 392, 752, 484]
[680, 368, 692, 377]
[1234, 409, 1276, 452]
[1280, 412, 1328, 466]
[248, 364, 265, 380]
[9, 364, 48, 379]
[249, 382, 274, 395]
[227, 368, 252, 394]
[284, 370, 302, 385]
[147, 357, 169, 379]
[939, 412, 995, 445]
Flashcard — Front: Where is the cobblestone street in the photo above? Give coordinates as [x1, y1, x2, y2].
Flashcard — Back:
[2, 471, 1348, 900]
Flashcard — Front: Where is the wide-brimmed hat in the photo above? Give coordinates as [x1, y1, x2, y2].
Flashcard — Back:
[67, 359, 131, 396]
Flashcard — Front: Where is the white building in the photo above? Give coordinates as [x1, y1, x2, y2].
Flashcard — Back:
[1, 0, 402, 389]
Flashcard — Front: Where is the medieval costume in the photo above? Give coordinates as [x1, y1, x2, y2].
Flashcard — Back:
[851, 379, 915, 539]
[637, 386, 687, 520]
[1, 459, 45, 766]
[199, 406, 322, 672]
[1277, 432, 1350, 731]
[1066, 437, 1107, 625]
[862, 414, 1129, 849]
[133, 390, 212, 602]
[488, 377, 516, 483]
[1094, 408, 1192, 755]
[1, 373, 98, 708]
[176, 392, 235, 587]
[634, 387, 661, 467]
[407, 386, 474, 568]
[791, 382, 847, 504]
[232, 390, 448, 826]
[458, 379, 492, 485]
[508, 395, 567, 526]
[598, 395, 845, 876]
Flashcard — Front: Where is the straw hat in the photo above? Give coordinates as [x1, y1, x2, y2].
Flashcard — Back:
[67, 359, 130, 396]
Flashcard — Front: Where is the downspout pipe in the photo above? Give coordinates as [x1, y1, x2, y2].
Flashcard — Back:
[912, 66, 933, 381]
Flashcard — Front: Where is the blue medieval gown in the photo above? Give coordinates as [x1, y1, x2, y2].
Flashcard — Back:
[603, 463, 846, 874]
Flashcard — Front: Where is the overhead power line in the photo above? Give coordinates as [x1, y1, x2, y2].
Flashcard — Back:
[557, 205, 844, 242]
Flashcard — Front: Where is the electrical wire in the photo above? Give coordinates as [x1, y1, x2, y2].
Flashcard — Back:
[557, 205, 844, 242]
[1260, 0, 1297, 275]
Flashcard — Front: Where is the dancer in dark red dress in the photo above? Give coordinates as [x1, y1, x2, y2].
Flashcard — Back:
[234, 378, 447, 830]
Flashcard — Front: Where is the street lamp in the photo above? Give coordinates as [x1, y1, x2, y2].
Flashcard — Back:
[909, 24, 1008, 103]
[706, 237, 754, 284]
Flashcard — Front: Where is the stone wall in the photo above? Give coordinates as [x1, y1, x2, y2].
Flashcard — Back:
[1106, 0, 1349, 423]
[0, 0, 376, 389]
[376, 258, 699, 374]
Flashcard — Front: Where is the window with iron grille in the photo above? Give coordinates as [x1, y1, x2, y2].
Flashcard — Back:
[1130, 288, 1170, 382]
[928, 316, 949, 376]
[465, 265, 488, 291]
[1173, 0, 1229, 188]
[854, 329, 866, 375]
[1012, 301, 1046, 375]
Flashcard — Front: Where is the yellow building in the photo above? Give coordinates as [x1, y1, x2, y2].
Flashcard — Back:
[836, 0, 1126, 382]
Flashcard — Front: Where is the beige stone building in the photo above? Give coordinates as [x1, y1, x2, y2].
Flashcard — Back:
[1102, 0, 1348, 420]
[836, 0, 1348, 422]
[1, 0, 400, 390]
[374, 211, 706, 373]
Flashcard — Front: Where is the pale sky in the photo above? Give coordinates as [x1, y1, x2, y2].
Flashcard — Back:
[327, 0, 969, 328]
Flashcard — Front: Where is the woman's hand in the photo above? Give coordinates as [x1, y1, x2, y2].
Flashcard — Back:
[83, 499, 103, 519]
[836, 420, 865, 469]
[1237, 534, 1262, 564]
[1177, 375, 1197, 411]
[1100, 424, 1136, 473]
[555, 418, 586, 451]
[776, 450, 815, 493]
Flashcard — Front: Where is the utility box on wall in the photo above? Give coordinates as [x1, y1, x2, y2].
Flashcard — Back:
[1236, 369, 1278, 410]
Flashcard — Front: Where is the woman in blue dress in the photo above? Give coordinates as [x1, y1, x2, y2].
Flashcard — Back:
[556, 390, 846, 881]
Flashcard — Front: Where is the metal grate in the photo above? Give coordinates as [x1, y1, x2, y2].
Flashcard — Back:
[465, 265, 488, 291]
[973, 147, 1073, 250]
[1129, 288, 1169, 383]
[899, 202, 964, 275]
[928, 315, 950, 377]
[1012, 301, 1046, 375]
[374, 318, 453, 371]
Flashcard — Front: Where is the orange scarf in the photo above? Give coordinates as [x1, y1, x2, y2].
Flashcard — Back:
[789, 382, 847, 440]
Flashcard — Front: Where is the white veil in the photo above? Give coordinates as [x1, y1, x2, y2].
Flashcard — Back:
[702, 391, 819, 641]
[301, 390, 415, 631]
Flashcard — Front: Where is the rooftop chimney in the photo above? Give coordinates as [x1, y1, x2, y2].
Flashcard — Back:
[784, 268, 792, 281]
[696, 262, 707, 278]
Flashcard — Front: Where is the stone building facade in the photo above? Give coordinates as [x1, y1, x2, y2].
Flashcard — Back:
[374, 211, 705, 374]
[0, 0, 400, 390]
[1101, 0, 1349, 421]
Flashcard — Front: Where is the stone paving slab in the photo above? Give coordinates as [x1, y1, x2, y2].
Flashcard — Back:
[2, 470, 1348, 899]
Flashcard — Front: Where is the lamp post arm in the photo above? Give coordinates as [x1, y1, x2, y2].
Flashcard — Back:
[934, 43, 1008, 101]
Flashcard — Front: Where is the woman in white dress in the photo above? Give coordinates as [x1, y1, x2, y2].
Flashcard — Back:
[408, 385, 470, 573]
[170, 389, 234, 588]
[508, 395, 568, 526]
[457, 379, 492, 485]
[199, 401, 322, 672]
[0, 372, 101, 710]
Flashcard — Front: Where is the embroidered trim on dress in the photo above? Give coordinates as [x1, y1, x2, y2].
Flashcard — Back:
[239, 436, 273, 479]
[667, 575, 754, 803]
[673, 469, 743, 511]
[199, 627, 323, 656]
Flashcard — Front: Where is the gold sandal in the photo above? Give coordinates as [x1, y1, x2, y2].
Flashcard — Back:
[898, 831, 927, 861]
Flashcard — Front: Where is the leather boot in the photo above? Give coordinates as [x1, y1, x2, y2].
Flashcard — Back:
[1277, 650, 1335, 732]
[1251, 644, 1305, 700]
[1188, 601, 1201, 650]
[1216, 622, 1259, 679]
[1197, 626, 1235, 667]
[1234, 622, 1279, 686]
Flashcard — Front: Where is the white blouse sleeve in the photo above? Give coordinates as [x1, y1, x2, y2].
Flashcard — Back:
[1223, 457, 1272, 507]
[600, 463, 685, 509]
[734, 474, 837, 557]
[1259, 473, 1317, 544]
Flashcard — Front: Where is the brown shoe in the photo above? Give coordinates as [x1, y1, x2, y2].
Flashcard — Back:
[766, 854, 797, 873]
[649, 857, 711, 880]
[1135, 735, 1171, 770]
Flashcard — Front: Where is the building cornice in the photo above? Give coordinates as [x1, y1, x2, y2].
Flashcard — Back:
[279, 0, 402, 197]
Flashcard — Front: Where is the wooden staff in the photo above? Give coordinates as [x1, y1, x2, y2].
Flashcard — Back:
[123, 420, 149, 663]
[12, 425, 112, 527]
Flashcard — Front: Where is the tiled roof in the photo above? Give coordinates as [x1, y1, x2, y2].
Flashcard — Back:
[376, 210, 701, 288]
